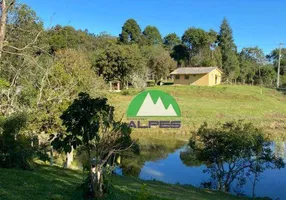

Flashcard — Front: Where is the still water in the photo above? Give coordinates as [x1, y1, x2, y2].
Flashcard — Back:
[130, 141, 286, 199]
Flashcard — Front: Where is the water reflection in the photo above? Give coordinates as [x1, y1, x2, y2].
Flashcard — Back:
[120, 139, 286, 199]
[120, 138, 186, 177]
[274, 141, 286, 158]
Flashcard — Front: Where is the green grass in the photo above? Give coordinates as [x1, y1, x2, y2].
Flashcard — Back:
[108, 85, 286, 139]
[0, 165, 248, 200]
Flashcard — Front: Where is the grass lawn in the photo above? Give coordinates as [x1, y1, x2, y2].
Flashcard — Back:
[0, 165, 249, 200]
[108, 85, 286, 139]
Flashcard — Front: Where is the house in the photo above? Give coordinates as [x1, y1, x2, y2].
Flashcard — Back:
[170, 67, 223, 86]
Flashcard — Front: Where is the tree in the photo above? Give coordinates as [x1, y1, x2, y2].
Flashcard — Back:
[46, 25, 101, 53]
[0, 0, 15, 59]
[218, 18, 240, 81]
[239, 47, 266, 85]
[119, 19, 141, 44]
[240, 47, 265, 64]
[182, 27, 220, 67]
[187, 121, 284, 195]
[239, 57, 255, 84]
[92, 43, 146, 88]
[51, 93, 135, 197]
[0, 3, 45, 116]
[254, 64, 276, 86]
[142, 25, 162, 45]
[171, 44, 189, 67]
[182, 28, 211, 54]
[141, 45, 176, 82]
[163, 33, 181, 50]
[267, 48, 286, 75]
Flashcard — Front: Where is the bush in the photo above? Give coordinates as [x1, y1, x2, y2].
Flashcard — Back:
[146, 80, 155, 87]
[281, 75, 286, 88]
[121, 89, 131, 96]
[0, 113, 35, 170]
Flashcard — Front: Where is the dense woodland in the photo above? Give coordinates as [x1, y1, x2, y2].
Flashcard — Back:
[0, 1, 286, 199]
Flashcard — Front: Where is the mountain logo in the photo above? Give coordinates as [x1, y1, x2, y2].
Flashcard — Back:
[127, 90, 181, 117]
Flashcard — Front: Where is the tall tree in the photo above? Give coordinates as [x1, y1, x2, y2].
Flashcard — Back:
[182, 28, 210, 54]
[0, 0, 15, 59]
[163, 33, 181, 50]
[218, 18, 240, 81]
[119, 19, 141, 44]
[142, 25, 162, 45]
[0, 3, 44, 116]
[182, 27, 220, 67]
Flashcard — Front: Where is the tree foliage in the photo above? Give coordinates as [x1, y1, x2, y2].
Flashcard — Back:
[163, 33, 181, 50]
[46, 25, 99, 53]
[238, 47, 275, 85]
[142, 25, 162, 45]
[0, 113, 39, 169]
[92, 43, 146, 88]
[187, 121, 284, 194]
[267, 48, 286, 75]
[141, 45, 176, 82]
[119, 19, 142, 44]
[218, 18, 240, 80]
[182, 27, 221, 67]
[171, 44, 189, 67]
[51, 92, 135, 197]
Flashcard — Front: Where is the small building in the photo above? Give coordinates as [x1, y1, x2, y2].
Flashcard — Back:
[109, 80, 121, 92]
[170, 67, 222, 86]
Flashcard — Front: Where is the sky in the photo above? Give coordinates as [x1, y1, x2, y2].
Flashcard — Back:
[19, 0, 286, 54]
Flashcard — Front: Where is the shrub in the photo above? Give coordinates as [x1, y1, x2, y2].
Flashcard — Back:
[121, 89, 131, 96]
[146, 80, 155, 87]
[0, 113, 35, 170]
[281, 75, 286, 88]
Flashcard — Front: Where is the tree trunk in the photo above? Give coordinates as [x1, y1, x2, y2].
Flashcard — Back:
[252, 178, 256, 200]
[64, 147, 74, 168]
[49, 147, 54, 166]
[224, 183, 230, 193]
[93, 165, 104, 197]
[0, 0, 10, 59]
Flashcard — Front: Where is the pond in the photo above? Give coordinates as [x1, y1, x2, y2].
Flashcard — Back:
[118, 139, 286, 200]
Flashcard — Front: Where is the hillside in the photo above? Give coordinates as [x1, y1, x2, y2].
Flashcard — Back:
[109, 85, 286, 139]
[0, 165, 248, 200]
